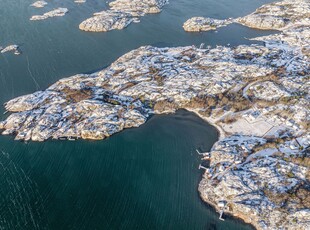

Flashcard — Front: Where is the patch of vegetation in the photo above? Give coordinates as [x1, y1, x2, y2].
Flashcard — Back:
[153, 75, 164, 86]
[286, 170, 295, 178]
[62, 87, 93, 103]
[300, 120, 310, 130]
[222, 114, 238, 124]
[154, 99, 178, 113]
[252, 141, 279, 153]
[291, 155, 310, 168]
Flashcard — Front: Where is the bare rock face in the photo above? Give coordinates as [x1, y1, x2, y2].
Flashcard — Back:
[199, 135, 309, 230]
[79, 11, 136, 32]
[79, 0, 169, 32]
[237, 14, 289, 30]
[109, 0, 168, 16]
[183, 0, 310, 32]
[181, 0, 310, 229]
[237, 0, 310, 30]
[0, 45, 21, 55]
[31, 1, 48, 8]
[2, 41, 308, 142]
[183, 17, 232, 32]
[30, 8, 68, 21]
[1, 0, 309, 229]
[249, 81, 291, 101]
[74, 0, 86, 3]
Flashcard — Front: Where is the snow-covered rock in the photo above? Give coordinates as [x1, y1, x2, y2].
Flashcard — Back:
[79, 0, 168, 32]
[31, 1, 47, 8]
[183, 17, 232, 32]
[30, 8, 68, 21]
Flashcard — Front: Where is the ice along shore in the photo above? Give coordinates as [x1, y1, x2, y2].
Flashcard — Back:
[0, 0, 309, 229]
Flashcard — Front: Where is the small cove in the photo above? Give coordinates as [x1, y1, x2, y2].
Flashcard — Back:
[0, 109, 254, 230]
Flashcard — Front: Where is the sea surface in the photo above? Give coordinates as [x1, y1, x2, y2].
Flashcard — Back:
[0, 0, 276, 229]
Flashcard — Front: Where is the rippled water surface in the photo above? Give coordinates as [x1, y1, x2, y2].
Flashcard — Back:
[0, 0, 276, 229]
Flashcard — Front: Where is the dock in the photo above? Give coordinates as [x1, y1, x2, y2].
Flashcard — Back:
[218, 201, 227, 221]
[196, 149, 204, 155]
[198, 164, 208, 170]
[219, 210, 225, 221]
[196, 149, 211, 158]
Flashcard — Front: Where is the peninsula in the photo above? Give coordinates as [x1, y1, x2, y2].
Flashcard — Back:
[1, 0, 309, 229]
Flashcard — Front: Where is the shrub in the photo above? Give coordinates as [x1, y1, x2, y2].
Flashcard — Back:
[154, 100, 178, 113]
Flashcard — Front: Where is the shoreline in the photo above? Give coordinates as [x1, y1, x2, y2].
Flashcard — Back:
[185, 108, 226, 140]
[192, 107, 260, 230]
[184, 1, 310, 229]
[0, 0, 309, 229]
[198, 189, 257, 230]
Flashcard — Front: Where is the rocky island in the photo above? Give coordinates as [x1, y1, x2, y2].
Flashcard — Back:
[74, 0, 86, 4]
[30, 8, 68, 21]
[31, 1, 48, 8]
[0, 45, 21, 55]
[183, 0, 310, 32]
[183, 17, 233, 32]
[0, 0, 309, 229]
[79, 0, 169, 32]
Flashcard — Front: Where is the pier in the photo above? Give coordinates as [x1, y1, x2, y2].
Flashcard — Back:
[219, 210, 225, 221]
[198, 164, 208, 170]
[218, 201, 227, 221]
[196, 149, 211, 158]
